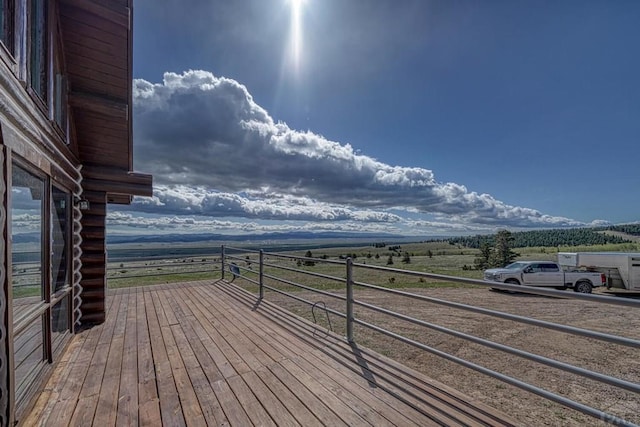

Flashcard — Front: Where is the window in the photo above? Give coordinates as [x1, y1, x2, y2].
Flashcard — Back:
[10, 160, 74, 414]
[52, 27, 68, 136]
[11, 163, 45, 319]
[0, 0, 14, 54]
[29, 0, 47, 100]
[11, 162, 47, 407]
[528, 264, 543, 273]
[51, 296, 70, 354]
[51, 187, 70, 294]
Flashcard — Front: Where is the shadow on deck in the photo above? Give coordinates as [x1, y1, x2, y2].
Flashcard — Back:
[23, 280, 517, 426]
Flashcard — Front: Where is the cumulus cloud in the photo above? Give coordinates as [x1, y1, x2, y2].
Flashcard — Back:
[132, 70, 605, 230]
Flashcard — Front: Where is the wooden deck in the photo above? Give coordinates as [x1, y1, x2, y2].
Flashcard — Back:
[23, 280, 517, 426]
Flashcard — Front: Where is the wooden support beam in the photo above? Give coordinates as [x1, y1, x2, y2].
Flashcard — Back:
[83, 179, 152, 198]
[82, 165, 152, 199]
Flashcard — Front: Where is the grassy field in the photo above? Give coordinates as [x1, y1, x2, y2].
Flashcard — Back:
[105, 240, 640, 290]
[103, 239, 640, 425]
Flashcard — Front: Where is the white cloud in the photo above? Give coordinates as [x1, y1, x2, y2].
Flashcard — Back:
[128, 185, 403, 223]
[130, 70, 608, 232]
[106, 211, 401, 235]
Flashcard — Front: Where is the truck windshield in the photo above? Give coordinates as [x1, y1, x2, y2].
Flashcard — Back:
[504, 262, 528, 269]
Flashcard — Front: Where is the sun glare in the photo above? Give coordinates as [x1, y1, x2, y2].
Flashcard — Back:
[289, 0, 305, 72]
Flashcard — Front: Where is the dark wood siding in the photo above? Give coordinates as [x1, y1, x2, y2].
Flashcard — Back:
[60, 0, 151, 198]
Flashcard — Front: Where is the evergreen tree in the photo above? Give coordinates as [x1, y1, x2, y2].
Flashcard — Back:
[490, 230, 519, 267]
[401, 252, 411, 264]
[386, 254, 394, 265]
[303, 250, 315, 266]
[474, 242, 492, 270]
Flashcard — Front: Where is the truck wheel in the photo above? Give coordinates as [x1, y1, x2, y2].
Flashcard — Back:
[574, 281, 593, 294]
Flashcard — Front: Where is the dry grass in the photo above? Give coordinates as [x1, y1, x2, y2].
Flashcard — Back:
[252, 284, 640, 427]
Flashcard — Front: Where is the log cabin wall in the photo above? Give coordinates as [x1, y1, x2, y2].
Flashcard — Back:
[1, 0, 151, 422]
[0, 145, 9, 426]
[0, 105, 83, 424]
[78, 191, 107, 324]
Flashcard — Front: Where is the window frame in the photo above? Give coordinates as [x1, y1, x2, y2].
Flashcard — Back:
[8, 154, 75, 418]
[8, 156, 49, 413]
[1, 0, 15, 50]
[50, 184, 71, 299]
[10, 157, 48, 328]
[27, 0, 48, 109]
[50, 16, 68, 141]
[0, 0, 16, 68]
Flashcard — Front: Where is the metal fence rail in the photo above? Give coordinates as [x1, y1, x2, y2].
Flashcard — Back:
[222, 245, 640, 427]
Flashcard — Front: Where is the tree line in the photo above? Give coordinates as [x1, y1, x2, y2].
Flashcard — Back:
[607, 224, 640, 236]
[449, 227, 629, 249]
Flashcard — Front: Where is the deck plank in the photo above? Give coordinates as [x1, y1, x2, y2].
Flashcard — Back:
[27, 280, 518, 427]
[201, 282, 423, 426]
[70, 295, 122, 425]
[212, 288, 423, 426]
[201, 286, 405, 427]
[178, 284, 267, 371]
[241, 370, 301, 427]
[116, 290, 139, 426]
[170, 322, 227, 426]
[92, 289, 129, 426]
[147, 290, 186, 427]
[255, 364, 325, 427]
[226, 374, 277, 427]
[136, 287, 162, 425]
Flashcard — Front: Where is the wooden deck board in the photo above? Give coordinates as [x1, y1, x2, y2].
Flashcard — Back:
[25, 280, 518, 427]
[146, 290, 186, 427]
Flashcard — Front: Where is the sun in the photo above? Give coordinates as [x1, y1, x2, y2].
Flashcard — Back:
[290, 0, 306, 10]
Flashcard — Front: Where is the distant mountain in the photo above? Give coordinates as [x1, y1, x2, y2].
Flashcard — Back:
[106, 231, 413, 245]
[12, 233, 41, 244]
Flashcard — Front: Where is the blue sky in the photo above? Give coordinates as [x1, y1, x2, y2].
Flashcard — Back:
[111, 0, 640, 237]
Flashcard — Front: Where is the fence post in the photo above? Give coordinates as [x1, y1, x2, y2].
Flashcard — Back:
[346, 257, 354, 343]
[221, 245, 225, 280]
[259, 250, 264, 300]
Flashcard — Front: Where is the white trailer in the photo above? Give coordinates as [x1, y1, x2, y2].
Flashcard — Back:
[557, 252, 640, 290]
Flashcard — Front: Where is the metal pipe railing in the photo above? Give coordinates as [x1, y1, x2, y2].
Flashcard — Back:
[346, 257, 354, 342]
[261, 284, 346, 320]
[259, 250, 264, 299]
[219, 245, 640, 426]
[353, 281, 640, 349]
[261, 272, 346, 301]
[354, 299, 640, 393]
[353, 317, 637, 427]
[353, 261, 640, 308]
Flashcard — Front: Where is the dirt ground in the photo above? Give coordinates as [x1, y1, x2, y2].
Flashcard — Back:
[265, 287, 640, 426]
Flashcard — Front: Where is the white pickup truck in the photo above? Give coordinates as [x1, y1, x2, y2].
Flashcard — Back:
[483, 261, 606, 293]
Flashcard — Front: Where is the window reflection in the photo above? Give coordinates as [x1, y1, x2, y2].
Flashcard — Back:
[11, 164, 44, 319]
[1, 0, 15, 54]
[29, 0, 47, 99]
[51, 187, 69, 294]
[13, 316, 44, 400]
[51, 296, 69, 353]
